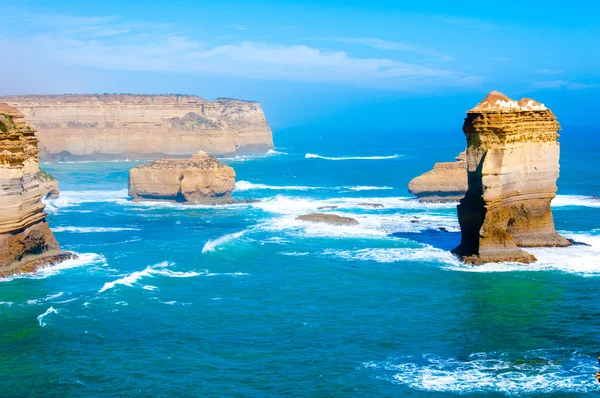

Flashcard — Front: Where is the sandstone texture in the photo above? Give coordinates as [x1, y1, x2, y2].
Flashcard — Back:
[129, 151, 236, 204]
[1, 94, 274, 161]
[296, 213, 359, 226]
[408, 151, 467, 202]
[38, 170, 60, 199]
[452, 91, 571, 264]
[0, 103, 71, 276]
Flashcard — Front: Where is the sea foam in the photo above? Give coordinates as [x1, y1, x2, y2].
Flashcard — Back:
[0, 253, 107, 283]
[202, 230, 247, 253]
[364, 350, 597, 395]
[98, 261, 202, 293]
[37, 306, 58, 327]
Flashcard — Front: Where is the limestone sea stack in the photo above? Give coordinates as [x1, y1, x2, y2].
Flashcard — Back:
[296, 213, 359, 226]
[2, 94, 273, 161]
[129, 151, 236, 204]
[0, 104, 71, 276]
[452, 91, 571, 264]
[408, 151, 467, 202]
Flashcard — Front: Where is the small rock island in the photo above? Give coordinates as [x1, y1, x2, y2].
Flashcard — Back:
[128, 151, 237, 204]
[0, 104, 71, 276]
[452, 91, 571, 264]
[408, 151, 467, 202]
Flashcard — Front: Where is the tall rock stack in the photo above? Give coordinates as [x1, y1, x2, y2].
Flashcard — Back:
[0, 104, 71, 276]
[452, 91, 571, 264]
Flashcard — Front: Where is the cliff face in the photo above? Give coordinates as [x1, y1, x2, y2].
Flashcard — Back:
[1, 95, 274, 161]
[452, 91, 571, 264]
[408, 151, 467, 202]
[0, 104, 70, 276]
[129, 151, 236, 204]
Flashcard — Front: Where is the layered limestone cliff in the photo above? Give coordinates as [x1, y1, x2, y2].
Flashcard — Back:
[408, 151, 467, 202]
[0, 104, 70, 276]
[1, 94, 274, 161]
[129, 151, 236, 204]
[452, 91, 571, 264]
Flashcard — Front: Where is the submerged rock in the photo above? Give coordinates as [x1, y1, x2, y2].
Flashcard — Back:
[452, 91, 571, 264]
[408, 151, 467, 202]
[0, 103, 72, 276]
[128, 151, 237, 204]
[317, 205, 338, 210]
[358, 203, 384, 208]
[296, 213, 359, 226]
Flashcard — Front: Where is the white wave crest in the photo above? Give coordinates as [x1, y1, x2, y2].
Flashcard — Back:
[235, 181, 317, 191]
[305, 153, 400, 161]
[99, 261, 201, 293]
[447, 233, 600, 276]
[45, 189, 129, 211]
[364, 350, 596, 395]
[326, 247, 461, 265]
[553, 195, 600, 208]
[0, 253, 107, 282]
[267, 149, 288, 155]
[344, 186, 394, 191]
[37, 306, 58, 327]
[252, 195, 455, 215]
[202, 231, 246, 253]
[52, 226, 139, 233]
[235, 181, 394, 192]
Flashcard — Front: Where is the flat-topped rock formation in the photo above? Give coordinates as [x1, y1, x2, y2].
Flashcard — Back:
[452, 91, 571, 264]
[129, 151, 236, 204]
[0, 104, 71, 276]
[296, 213, 359, 226]
[408, 151, 467, 202]
[1, 94, 274, 161]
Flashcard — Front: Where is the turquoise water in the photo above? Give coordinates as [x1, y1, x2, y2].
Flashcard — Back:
[1, 128, 600, 396]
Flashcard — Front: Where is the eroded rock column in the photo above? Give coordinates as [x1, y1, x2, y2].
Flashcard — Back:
[452, 92, 571, 264]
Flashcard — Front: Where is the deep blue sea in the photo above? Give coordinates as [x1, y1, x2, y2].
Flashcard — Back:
[1, 127, 600, 397]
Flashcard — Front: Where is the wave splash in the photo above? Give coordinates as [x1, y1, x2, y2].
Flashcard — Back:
[99, 261, 201, 293]
[37, 306, 58, 327]
[0, 253, 107, 283]
[202, 231, 246, 253]
[364, 350, 597, 395]
[305, 153, 400, 161]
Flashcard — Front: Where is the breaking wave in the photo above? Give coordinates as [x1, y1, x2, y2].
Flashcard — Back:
[325, 247, 461, 265]
[364, 350, 597, 395]
[235, 181, 318, 191]
[344, 186, 394, 191]
[202, 230, 246, 253]
[45, 189, 129, 211]
[553, 195, 600, 208]
[446, 233, 600, 276]
[99, 261, 201, 293]
[305, 153, 400, 161]
[37, 306, 58, 327]
[0, 253, 107, 282]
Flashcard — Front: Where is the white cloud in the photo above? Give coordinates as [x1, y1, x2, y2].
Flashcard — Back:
[0, 12, 480, 91]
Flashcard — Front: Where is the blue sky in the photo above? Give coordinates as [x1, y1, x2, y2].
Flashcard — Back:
[1, 0, 599, 130]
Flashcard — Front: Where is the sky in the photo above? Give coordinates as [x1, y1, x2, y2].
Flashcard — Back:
[1, 0, 599, 131]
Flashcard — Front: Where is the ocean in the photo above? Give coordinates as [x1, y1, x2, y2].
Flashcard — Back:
[1, 127, 599, 397]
